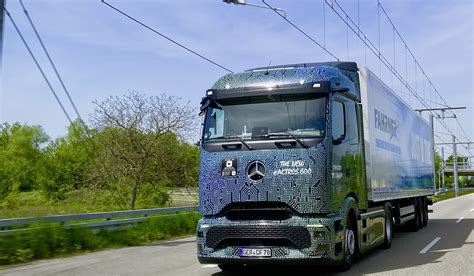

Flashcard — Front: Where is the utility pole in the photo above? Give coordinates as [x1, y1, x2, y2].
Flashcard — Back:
[452, 135, 459, 197]
[429, 114, 436, 194]
[441, 147, 445, 191]
[415, 106, 468, 197]
[436, 140, 473, 197]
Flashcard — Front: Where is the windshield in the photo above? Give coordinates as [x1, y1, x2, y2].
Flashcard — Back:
[203, 94, 326, 141]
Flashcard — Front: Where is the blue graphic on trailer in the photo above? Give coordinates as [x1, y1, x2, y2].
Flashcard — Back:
[366, 69, 434, 196]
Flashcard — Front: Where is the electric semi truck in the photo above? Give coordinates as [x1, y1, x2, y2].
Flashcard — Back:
[196, 62, 435, 270]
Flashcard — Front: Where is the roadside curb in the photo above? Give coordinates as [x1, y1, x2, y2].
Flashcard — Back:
[433, 192, 474, 205]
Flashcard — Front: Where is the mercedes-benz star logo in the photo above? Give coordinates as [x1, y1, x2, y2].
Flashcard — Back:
[247, 161, 265, 181]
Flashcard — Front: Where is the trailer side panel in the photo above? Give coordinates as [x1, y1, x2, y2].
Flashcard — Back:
[360, 67, 435, 202]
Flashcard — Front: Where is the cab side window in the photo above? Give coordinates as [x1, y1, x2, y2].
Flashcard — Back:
[332, 101, 346, 144]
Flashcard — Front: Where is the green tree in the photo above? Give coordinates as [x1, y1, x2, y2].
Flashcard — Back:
[41, 120, 97, 200]
[0, 123, 49, 200]
[90, 92, 197, 209]
[446, 154, 468, 167]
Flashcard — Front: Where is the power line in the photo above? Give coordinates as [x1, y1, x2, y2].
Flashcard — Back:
[262, 0, 459, 148]
[434, 130, 452, 136]
[455, 118, 472, 144]
[377, 1, 472, 150]
[101, 0, 234, 73]
[262, 0, 462, 152]
[262, 0, 339, 61]
[19, 0, 87, 129]
[324, 0, 432, 111]
[324, 0, 469, 153]
[4, 7, 73, 125]
[377, 2, 451, 110]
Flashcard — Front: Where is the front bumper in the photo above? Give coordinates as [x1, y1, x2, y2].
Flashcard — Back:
[196, 214, 344, 265]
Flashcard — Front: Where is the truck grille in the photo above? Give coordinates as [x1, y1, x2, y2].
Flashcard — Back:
[226, 209, 291, 221]
[206, 225, 311, 249]
[221, 202, 293, 221]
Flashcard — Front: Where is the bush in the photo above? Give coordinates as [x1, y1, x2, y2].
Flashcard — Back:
[0, 212, 201, 265]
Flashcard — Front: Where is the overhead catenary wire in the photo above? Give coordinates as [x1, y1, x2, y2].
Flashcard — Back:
[324, 0, 472, 156]
[378, 1, 471, 151]
[327, 0, 444, 113]
[263, 0, 466, 155]
[435, 130, 453, 136]
[324, 3, 459, 127]
[4, 7, 73, 125]
[19, 0, 89, 133]
[100, 0, 234, 74]
[324, 0, 432, 110]
[260, 0, 465, 153]
[377, 2, 452, 111]
[262, 0, 339, 61]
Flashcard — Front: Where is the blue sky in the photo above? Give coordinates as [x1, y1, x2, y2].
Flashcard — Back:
[1, 0, 473, 155]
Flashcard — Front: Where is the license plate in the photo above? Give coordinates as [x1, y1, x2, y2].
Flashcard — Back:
[239, 248, 271, 257]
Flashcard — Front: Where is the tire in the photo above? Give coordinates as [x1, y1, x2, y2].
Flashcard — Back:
[416, 198, 423, 229]
[381, 203, 393, 249]
[340, 216, 357, 271]
[407, 198, 421, 232]
[421, 197, 428, 227]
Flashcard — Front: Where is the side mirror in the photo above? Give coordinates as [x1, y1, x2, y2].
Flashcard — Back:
[332, 134, 345, 145]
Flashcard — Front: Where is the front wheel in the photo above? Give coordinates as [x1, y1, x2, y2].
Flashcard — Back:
[340, 217, 356, 271]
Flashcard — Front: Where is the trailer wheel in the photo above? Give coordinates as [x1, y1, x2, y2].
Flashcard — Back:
[381, 203, 393, 249]
[416, 198, 423, 229]
[421, 197, 428, 227]
[340, 216, 356, 271]
[407, 198, 421, 232]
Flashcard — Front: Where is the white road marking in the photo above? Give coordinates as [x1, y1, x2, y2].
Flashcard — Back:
[419, 237, 441, 254]
[202, 264, 218, 268]
[470, 209, 474, 212]
[456, 217, 464, 223]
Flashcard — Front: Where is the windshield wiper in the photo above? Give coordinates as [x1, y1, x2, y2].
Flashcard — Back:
[258, 132, 309, 148]
[222, 135, 254, 150]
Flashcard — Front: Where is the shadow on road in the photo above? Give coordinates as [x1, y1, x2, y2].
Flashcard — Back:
[210, 218, 473, 276]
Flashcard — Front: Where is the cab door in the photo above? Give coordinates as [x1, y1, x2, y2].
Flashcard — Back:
[330, 96, 366, 210]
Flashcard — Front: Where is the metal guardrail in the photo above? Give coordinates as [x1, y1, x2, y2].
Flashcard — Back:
[0, 205, 199, 235]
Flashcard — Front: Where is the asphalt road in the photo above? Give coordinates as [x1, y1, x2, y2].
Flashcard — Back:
[1, 194, 473, 276]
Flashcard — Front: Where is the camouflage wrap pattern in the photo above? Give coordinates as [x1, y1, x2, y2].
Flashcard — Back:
[197, 64, 363, 262]
[199, 64, 355, 216]
[211, 66, 341, 90]
[196, 214, 344, 262]
[199, 139, 330, 215]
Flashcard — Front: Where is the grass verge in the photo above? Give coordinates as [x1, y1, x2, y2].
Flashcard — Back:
[429, 189, 474, 203]
[0, 190, 197, 219]
[0, 212, 201, 266]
